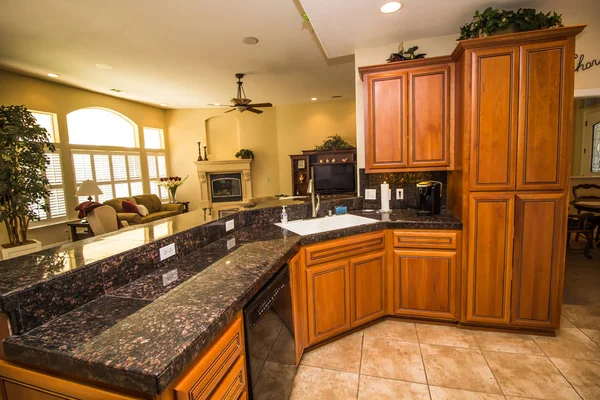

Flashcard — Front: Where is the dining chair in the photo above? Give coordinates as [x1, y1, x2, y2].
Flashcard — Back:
[567, 212, 595, 259]
[572, 183, 600, 247]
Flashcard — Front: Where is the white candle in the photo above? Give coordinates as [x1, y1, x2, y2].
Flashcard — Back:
[381, 182, 390, 212]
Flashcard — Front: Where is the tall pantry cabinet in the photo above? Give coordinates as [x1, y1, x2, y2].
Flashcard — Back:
[448, 26, 585, 331]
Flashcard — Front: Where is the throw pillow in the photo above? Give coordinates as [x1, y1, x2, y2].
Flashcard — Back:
[137, 204, 150, 217]
[122, 200, 140, 215]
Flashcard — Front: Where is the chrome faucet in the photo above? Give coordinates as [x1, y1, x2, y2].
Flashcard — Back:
[307, 177, 321, 218]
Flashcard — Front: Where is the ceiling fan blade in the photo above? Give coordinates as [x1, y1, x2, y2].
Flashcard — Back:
[224, 108, 236, 113]
[247, 108, 263, 114]
[248, 103, 272, 108]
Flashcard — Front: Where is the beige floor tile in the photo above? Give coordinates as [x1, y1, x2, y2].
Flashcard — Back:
[582, 329, 600, 345]
[361, 336, 426, 383]
[416, 324, 477, 348]
[561, 315, 577, 329]
[253, 361, 297, 400]
[532, 328, 600, 360]
[551, 357, 600, 400]
[300, 331, 363, 373]
[363, 319, 418, 342]
[289, 365, 359, 400]
[429, 386, 505, 399]
[358, 375, 429, 400]
[483, 351, 580, 400]
[562, 304, 600, 330]
[471, 330, 544, 355]
[420, 344, 501, 394]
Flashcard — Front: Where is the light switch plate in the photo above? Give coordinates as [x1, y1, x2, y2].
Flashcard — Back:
[365, 189, 376, 200]
[226, 219, 235, 232]
[227, 237, 236, 250]
[396, 188, 404, 200]
[159, 243, 176, 261]
[162, 269, 178, 286]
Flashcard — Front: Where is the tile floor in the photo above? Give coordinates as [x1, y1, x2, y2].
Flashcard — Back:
[288, 306, 600, 400]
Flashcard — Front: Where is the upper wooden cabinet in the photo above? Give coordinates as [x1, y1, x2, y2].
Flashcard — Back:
[469, 46, 519, 191]
[361, 57, 454, 172]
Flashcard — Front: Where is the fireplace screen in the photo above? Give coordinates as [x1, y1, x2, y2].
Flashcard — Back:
[210, 173, 242, 203]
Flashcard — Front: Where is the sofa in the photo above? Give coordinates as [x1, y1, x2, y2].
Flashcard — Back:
[103, 194, 184, 225]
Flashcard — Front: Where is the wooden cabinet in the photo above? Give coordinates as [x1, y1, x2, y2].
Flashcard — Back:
[304, 231, 384, 267]
[466, 194, 514, 325]
[360, 57, 454, 172]
[511, 193, 566, 328]
[408, 65, 452, 168]
[469, 46, 519, 191]
[306, 259, 351, 345]
[392, 249, 458, 320]
[289, 252, 306, 364]
[516, 40, 571, 191]
[350, 251, 386, 327]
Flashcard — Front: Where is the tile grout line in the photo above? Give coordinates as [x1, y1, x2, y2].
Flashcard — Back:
[546, 356, 585, 400]
[356, 333, 364, 400]
[479, 348, 506, 396]
[414, 323, 433, 399]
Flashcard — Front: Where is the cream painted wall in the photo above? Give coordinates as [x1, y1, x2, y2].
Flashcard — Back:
[0, 69, 166, 247]
[165, 107, 280, 211]
[276, 99, 356, 194]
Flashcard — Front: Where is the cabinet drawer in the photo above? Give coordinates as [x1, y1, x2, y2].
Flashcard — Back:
[393, 230, 457, 249]
[305, 232, 385, 266]
[209, 356, 247, 400]
[175, 316, 244, 400]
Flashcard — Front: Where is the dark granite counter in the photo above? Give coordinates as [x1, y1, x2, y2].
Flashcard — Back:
[2, 204, 461, 395]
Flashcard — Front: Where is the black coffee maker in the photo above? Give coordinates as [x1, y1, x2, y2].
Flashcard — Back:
[416, 181, 442, 216]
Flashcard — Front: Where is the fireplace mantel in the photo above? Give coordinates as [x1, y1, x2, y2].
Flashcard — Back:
[195, 159, 253, 208]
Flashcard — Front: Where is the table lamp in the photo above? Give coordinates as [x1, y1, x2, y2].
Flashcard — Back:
[76, 180, 103, 202]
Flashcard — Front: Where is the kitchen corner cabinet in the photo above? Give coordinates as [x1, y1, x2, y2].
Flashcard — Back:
[360, 57, 454, 172]
[350, 251, 386, 327]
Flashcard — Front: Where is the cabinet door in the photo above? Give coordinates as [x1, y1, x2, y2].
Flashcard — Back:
[466, 193, 514, 324]
[289, 252, 306, 365]
[350, 251, 386, 327]
[511, 193, 566, 328]
[365, 71, 408, 171]
[517, 40, 570, 191]
[306, 260, 351, 345]
[392, 249, 458, 320]
[470, 46, 519, 191]
[408, 65, 452, 167]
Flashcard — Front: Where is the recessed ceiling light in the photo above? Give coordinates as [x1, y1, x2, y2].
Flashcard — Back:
[47, 73, 59, 78]
[311, 97, 318, 101]
[96, 63, 113, 70]
[160, 103, 168, 106]
[242, 37, 259, 45]
[379, 1, 402, 13]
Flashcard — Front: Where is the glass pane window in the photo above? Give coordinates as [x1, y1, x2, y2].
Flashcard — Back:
[67, 108, 137, 147]
[128, 155, 141, 179]
[130, 181, 143, 196]
[31, 111, 58, 143]
[73, 154, 93, 183]
[592, 123, 600, 173]
[112, 155, 128, 181]
[147, 154, 168, 201]
[45, 153, 63, 185]
[97, 184, 114, 203]
[114, 182, 130, 198]
[93, 154, 111, 182]
[31, 152, 67, 223]
[143, 127, 164, 149]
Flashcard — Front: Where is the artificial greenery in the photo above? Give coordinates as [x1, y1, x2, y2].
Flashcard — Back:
[235, 149, 255, 160]
[314, 135, 354, 151]
[0, 105, 55, 246]
[459, 7, 562, 40]
[387, 45, 426, 63]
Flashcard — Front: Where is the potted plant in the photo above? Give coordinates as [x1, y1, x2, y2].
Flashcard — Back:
[0, 105, 55, 259]
[314, 134, 355, 151]
[235, 149, 255, 160]
[156, 176, 189, 203]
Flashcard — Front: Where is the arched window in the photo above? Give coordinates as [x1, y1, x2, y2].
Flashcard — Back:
[67, 108, 137, 147]
[592, 122, 600, 173]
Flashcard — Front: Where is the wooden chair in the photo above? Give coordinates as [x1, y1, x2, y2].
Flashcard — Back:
[567, 213, 595, 259]
[572, 183, 600, 246]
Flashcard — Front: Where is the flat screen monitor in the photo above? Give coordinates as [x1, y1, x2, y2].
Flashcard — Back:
[313, 164, 356, 194]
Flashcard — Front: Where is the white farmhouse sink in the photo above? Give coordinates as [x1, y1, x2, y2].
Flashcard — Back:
[275, 214, 379, 236]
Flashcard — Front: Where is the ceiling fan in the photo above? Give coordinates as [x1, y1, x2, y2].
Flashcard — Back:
[213, 73, 273, 114]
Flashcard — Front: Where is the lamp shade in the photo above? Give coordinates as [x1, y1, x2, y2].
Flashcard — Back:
[76, 180, 103, 197]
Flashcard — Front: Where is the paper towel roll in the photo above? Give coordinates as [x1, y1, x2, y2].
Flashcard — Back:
[381, 182, 390, 212]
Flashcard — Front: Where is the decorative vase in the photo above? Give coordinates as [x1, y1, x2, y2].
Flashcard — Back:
[168, 187, 178, 203]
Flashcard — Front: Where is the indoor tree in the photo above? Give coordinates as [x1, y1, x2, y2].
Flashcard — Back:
[0, 105, 54, 246]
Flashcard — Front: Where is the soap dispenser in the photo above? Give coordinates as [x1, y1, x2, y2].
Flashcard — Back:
[281, 206, 288, 224]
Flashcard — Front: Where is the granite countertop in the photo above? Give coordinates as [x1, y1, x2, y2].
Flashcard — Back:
[3, 210, 461, 394]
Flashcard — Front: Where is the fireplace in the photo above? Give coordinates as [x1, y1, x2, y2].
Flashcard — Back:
[210, 173, 242, 203]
